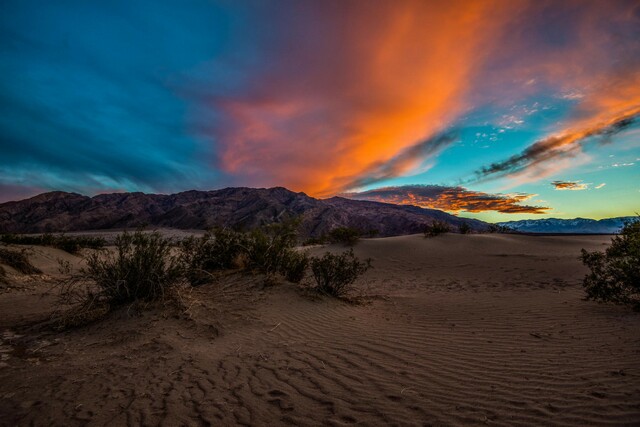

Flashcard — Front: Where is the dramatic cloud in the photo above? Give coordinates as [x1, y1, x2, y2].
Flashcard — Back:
[471, 107, 640, 183]
[1, 0, 639, 212]
[203, 1, 520, 196]
[339, 131, 458, 190]
[344, 185, 549, 214]
[551, 181, 588, 191]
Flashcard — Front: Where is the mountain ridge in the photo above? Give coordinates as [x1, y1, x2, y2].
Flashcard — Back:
[497, 216, 635, 234]
[0, 187, 488, 237]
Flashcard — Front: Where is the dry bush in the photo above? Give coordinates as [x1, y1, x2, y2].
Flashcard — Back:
[178, 218, 309, 285]
[59, 231, 182, 308]
[423, 220, 451, 238]
[0, 248, 41, 274]
[179, 228, 248, 285]
[328, 227, 362, 246]
[310, 249, 371, 298]
[581, 218, 640, 310]
[458, 222, 472, 234]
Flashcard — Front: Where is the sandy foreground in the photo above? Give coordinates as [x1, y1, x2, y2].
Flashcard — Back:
[0, 233, 638, 426]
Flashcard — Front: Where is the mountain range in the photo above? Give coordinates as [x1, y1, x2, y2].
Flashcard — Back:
[497, 217, 635, 234]
[0, 187, 487, 237]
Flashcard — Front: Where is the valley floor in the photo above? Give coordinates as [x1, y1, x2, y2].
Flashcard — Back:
[0, 234, 639, 426]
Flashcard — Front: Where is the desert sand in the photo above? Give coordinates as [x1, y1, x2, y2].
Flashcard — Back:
[0, 233, 639, 426]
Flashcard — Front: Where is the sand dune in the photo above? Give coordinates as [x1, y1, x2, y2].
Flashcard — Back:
[1, 234, 639, 426]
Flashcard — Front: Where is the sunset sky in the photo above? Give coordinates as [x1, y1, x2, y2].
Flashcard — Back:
[1, 0, 639, 222]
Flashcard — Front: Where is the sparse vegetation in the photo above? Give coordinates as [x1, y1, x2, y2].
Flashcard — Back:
[328, 227, 362, 246]
[179, 228, 249, 285]
[487, 224, 512, 233]
[459, 222, 472, 234]
[1, 233, 105, 254]
[581, 218, 640, 310]
[423, 220, 451, 237]
[178, 218, 309, 285]
[0, 248, 41, 274]
[310, 249, 371, 298]
[67, 231, 183, 308]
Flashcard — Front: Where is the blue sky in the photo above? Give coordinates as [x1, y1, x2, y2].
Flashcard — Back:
[1, 0, 639, 222]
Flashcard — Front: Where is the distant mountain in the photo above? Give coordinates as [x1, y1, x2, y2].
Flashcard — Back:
[496, 217, 635, 234]
[0, 187, 488, 237]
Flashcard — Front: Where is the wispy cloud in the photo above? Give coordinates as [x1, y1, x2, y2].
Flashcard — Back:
[343, 185, 549, 214]
[470, 107, 640, 183]
[551, 180, 588, 191]
[337, 131, 458, 190]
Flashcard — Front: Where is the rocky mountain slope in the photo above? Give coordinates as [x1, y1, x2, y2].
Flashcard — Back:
[0, 187, 487, 237]
[497, 217, 635, 234]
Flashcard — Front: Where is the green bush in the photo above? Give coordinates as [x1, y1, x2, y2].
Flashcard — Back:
[0, 233, 105, 254]
[0, 248, 41, 274]
[280, 250, 309, 283]
[179, 228, 249, 285]
[80, 231, 182, 306]
[310, 249, 371, 297]
[245, 219, 310, 281]
[328, 227, 362, 246]
[459, 222, 472, 234]
[423, 220, 451, 237]
[581, 218, 640, 310]
[178, 218, 309, 285]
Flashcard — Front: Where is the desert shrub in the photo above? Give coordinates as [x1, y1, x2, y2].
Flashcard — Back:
[423, 220, 451, 238]
[246, 218, 300, 275]
[79, 230, 182, 306]
[310, 249, 371, 297]
[581, 218, 640, 310]
[280, 250, 309, 283]
[328, 227, 362, 246]
[0, 248, 41, 274]
[179, 218, 309, 284]
[487, 224, 512, 233]
[179, 228, 248, 285]
[458, 222, 472, 234]
[0, 233, 105, 254]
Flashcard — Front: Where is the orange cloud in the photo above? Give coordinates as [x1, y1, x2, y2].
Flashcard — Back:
[206, 1, 640, 195]
[551, 181, 588, 191]
[344, 185, 549, 214]
[211, 1, 516, 196]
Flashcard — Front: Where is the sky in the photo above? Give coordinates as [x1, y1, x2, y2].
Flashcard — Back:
[1, 0, 639, 222]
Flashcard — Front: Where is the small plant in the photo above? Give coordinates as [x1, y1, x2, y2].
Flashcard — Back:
[581, 218, 640, 310]
[458, 222, 472, 234]
[179, 228, 248, 285]
[423, 220, 451, 238]
[280, 250, 309, 283]
[310, 249, 371, 297]
[75, 231, 182, 307]
[0, 248, 41, 274]
[244, 218, 308, 280]
[487, 224, 512, 233]
[328, 227, 362, 246]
